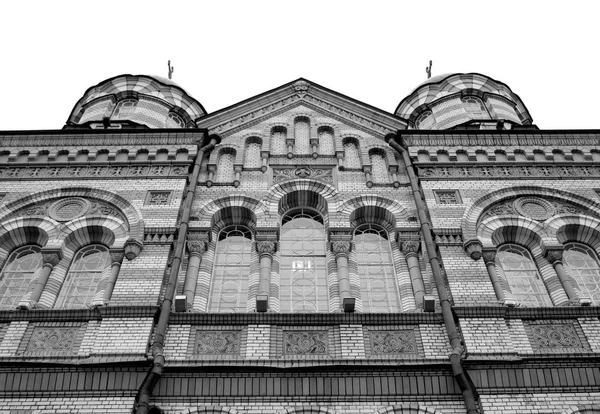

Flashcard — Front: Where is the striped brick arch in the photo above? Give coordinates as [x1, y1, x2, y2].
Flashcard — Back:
[210, 206, 257, 233]
[186, 407, 239, 414]
[562, 406, 600, 414]
[62, 216, 129, 251]
[547, 215, 600, 250]
[377, 403, 440, 413]
[0, 217, 59, 267]
[477, 216, 547, 253]
[194, 195, 267, 223]
[462, 186, 600, 244]
[0, 187, 144, 245]
[338, 195, 408, 231]
[262, 179, 339, 218]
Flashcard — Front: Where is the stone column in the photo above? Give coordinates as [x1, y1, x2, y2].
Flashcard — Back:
[364, 166, 373, 188]
[402, 241, 426, 308]
[20, 249, 61, 309]
[286, 138, 294, 159]
[310, 138, 319, 159]
[545, 247, 579, 301]
[101, 250, 125, 304]
[256, 241, 277, 301]
[332, 240, 353, 308]
[182, 233, 208, 310]
[481, 248, 505, 302]
[233, 165, 242, 187]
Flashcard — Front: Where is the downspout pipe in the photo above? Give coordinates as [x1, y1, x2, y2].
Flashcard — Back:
[387, 134, 479, 414]
[136, 131, 218, 414]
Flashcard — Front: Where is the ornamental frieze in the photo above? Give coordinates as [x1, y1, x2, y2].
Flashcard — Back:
[272, 166, 333, 185]
[480, 197, 587, 222]
[525, 322, 589, 352]
[417, 165, 600, 179]
[23, 325, 83, 355]
[284, 331, 328, 355]
[194, 330, 241, 355]
[404, 134, 600, 147]
[7, 197, 127, 223]
[368, 330, 417, 355]
[0, 165, 188, 180]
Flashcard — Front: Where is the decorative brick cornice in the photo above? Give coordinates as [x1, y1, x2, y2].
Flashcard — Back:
[417, 165, 600, 180]
[0, 164, 190, 180]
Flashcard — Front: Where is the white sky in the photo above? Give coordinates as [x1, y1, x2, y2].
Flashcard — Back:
[1, 0, 598, 131]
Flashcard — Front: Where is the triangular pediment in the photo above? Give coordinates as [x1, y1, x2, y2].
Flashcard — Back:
[196, 78, 408, 139]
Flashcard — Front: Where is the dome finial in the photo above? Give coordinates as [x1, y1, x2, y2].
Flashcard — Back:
[426, 60, 433, 79]
[168, 60, 174, 80]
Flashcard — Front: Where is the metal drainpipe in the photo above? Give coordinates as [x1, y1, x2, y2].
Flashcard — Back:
[387, 134, 479, 413]
[136, 131, 218, 414]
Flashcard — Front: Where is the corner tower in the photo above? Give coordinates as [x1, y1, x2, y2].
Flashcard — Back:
[65, 74, 206, 129]
[396, 73, 533, 130]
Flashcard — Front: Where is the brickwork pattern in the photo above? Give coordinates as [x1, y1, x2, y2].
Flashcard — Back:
[460, 318, 515, 356]
[480, 392, 600, 413]
[0, 397, 135, 413]
[90, 318, 153, 355]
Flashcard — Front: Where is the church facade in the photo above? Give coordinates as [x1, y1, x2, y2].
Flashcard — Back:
[0, 73, 598, 413]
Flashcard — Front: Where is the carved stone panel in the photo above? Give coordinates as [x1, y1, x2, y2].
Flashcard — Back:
[194, 330, 240, 355]
[272, 166, 333, 185]
[481, 197, 588, 223]
[525, 321, 590, 353]
[368, 330, 417, 355]
[9, 197, 126, 223]
[22, 325, 84, 355]
[284, 331, 328, 355]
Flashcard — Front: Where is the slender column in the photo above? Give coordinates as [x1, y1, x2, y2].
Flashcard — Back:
[233, 165, 242, 188]
[20, 249, 61, 309]
[256, 241, 277, 299]
[261, 153, 268, 173]
[183, 234, 208, 310]
[545, 247, 579, 301]
[310, 138, 319, 159]
[332, 241, 352, 307]
[481, 248, 505, 302]
[286, 138, 294, 159]
[336, 151, 344, 170]
[402, 241, 426, 308]
[364, 166, 373, 188]
[206, 165, 216, 187]
[102, 250, 125, 304]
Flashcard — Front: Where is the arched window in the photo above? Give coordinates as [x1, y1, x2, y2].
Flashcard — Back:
[112, 99, 138, 119]
[294, 117, 310, 155]
[354, 224, 400, 312]
[343, 139, 361, 169]
[166, 112, 186, 128]
[0, 246, 42, 310]
[370, 151, 389, 184]
[215, 150, 235, 182]
[280, 208, 328, 312]
[244, 138, 262, 169]
[55, 245, 110, 308]
[270, 126, 287, 155]
[462, 96, 489, 118]
[209, 226, 253, 312]
[415, 111, 434, 129]
[317, 126, 334, 156]
[563, 243, 600, 305]
[496, 244, 552, 306]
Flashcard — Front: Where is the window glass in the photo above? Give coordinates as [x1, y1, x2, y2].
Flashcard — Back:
[208, 226, 252, 312]
[0, 246, 41, 309]
[563, 242, 600, 305]
[55, 245, 110, 308]
[355, 225, 400, 312]
[280, 209, 328, 312]
[166, 112, 186, 128]
[496, 244, 552, 306]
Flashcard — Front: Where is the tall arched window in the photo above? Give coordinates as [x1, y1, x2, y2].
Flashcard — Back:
[0, 246, 42, 309]
[55, 245, 110, 308]
[354, 225, 400, 312]
[370, 151, 389, 184]
[496, 244, 552, 306]
[209, 226, 253, 312]
[270, 126, 287, 155]
[244, 138, 262, 169]
[215, 150, 235, 182]
[317, 126, 335, 156]
[563, 243, 600, 305]
[343, 139, 361, 169]
[294, 117, 310, 155]
[280, 209, 328, 312]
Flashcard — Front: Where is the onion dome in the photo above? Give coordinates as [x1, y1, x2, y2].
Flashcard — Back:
[396, 73, 533, 130]
[65, 74, 206, 129]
